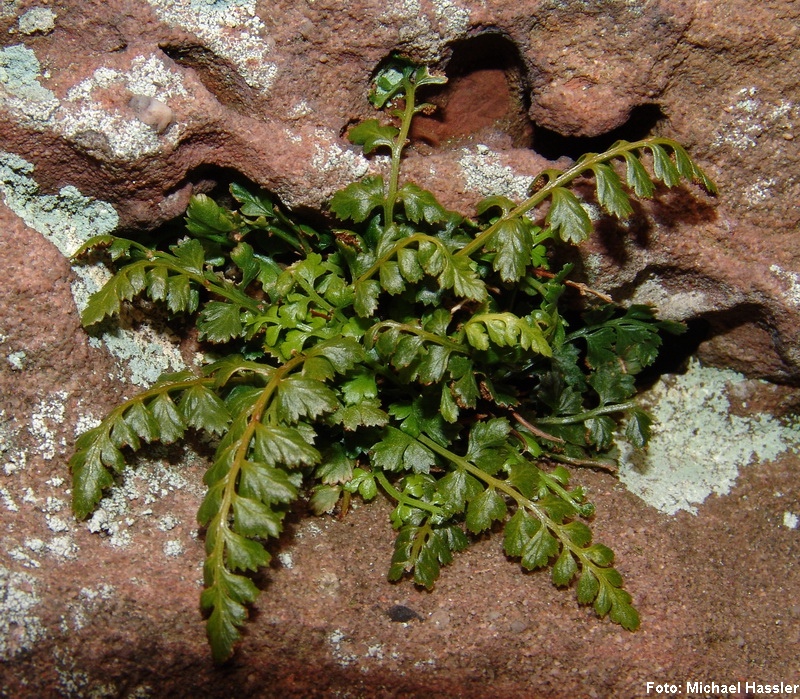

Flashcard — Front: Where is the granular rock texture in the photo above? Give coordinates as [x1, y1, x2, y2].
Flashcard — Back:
[1, 1, 799, 697]
[0, 0, 798, 380]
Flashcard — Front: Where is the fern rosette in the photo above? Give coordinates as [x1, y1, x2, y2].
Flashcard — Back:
[71, 57, 715, 661]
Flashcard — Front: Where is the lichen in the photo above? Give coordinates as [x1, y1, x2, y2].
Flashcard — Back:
[1, 46, 187, 160]
[145, 0, 277, 92]
[0, 564, 45, 660]
[85, 447, 203, 549]
[458, 145, 533, 201]
[60, 54, 187, 161]
[0, 44, 60, 126]
[29, 391, 68, 461]
[381, 0, 469, 61]
[17, 7, 56, 35]
[0, 151, 187, 386]
[712, 86, 798, 151]
[618, 359, 800, 515]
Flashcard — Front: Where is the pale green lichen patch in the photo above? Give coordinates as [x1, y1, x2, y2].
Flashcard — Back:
[1, 46, 187, 160]
[0, 44, 60, 126]
[145, 0, 277, 92]
[29, 391, 68, 461]
[458, 145, 533, 201]
[62, 54, 187, 160]
[0, 151, 187, 386]
[85, 446, 204, 549]
[381, 0, 469, 61]
[618, 360, 800, 515]
[0, 564, 45, 660]
[17, 6, 56, 35]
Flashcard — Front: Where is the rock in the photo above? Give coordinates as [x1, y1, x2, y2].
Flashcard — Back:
[1, 0, 796, 381]
[1, 0, 800, 693]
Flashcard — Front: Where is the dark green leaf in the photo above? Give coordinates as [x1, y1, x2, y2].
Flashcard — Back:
[348, 119, 398, 154]
[239, 461, 298, 504]
[649, 143, 680, 187]
[180, 384, 231, 434]
[547, 187, 592, 244]
[329, 175, 385, 223]
[622, 151, 655, 198]
[475, 194, 517, 217]
[503, 509, 539, 557]
[309, 484, 342, 514]
[576, 567, 600, 604]
[586, 415, 616, 449]
[69, 433, 117, 519]
[465, 487, 507, 534]
[198, 302, 244, 343]
[185, 194, 238, 239]
[437, 469, 483, 515]
[224, 528, 272, 571]
[166, 274, 199, 314]
[371, 427, 436, 474]
[123, 401, 159, 444]
[520, 525, 559, 570]
[379, 260, 405, 294]
[397, 182, 447, 224]
[149, 393, 187, 443]
[397, 247, 424, 282]
[591, 163, 633, 219]
[232, 495, 284, 539]
[171, 238, 206, 274]
[354, 278, 381, 317]
[201, 575, 253, 663]
[230, 183, 275, 217]
[487, 217, 532, 282]
[276, 376, 338, 422]
[625, 408, 652, 448]
[552, 549, 578, 586]
[252, 424, 321, 468]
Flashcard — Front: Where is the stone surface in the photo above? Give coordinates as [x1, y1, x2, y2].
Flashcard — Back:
[1, 1, 800, 697]
[0, 0, 798, 380]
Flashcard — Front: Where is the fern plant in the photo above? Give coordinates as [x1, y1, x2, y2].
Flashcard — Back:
[70, 57, 715, 662]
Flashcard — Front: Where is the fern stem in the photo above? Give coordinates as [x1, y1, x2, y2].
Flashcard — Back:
[455, 137, 701, 260]
[354, 231, 433, 286]
[374, 470, 444, 518]
[368, 320, 466, 355]
[213, 353, 306, 564]
[414, 433, 597, 571]
[534, 401, 637, 426]
[383, 79, 417, 225]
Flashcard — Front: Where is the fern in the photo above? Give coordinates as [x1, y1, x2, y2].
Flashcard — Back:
[70, 56, 715, 662]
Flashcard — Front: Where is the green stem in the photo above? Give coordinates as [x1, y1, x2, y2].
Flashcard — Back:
[383, 80, 417, 226]
[414, 434, 603, 577]
[368, 320, 466, 355]
[147, 257, 264, 314]
[210, 352, 306, 567]
[534, 401, 637, 426]
[374, 470, 444, 518]
[455, 138, 675, 260]
[354, 231, 432, 286]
